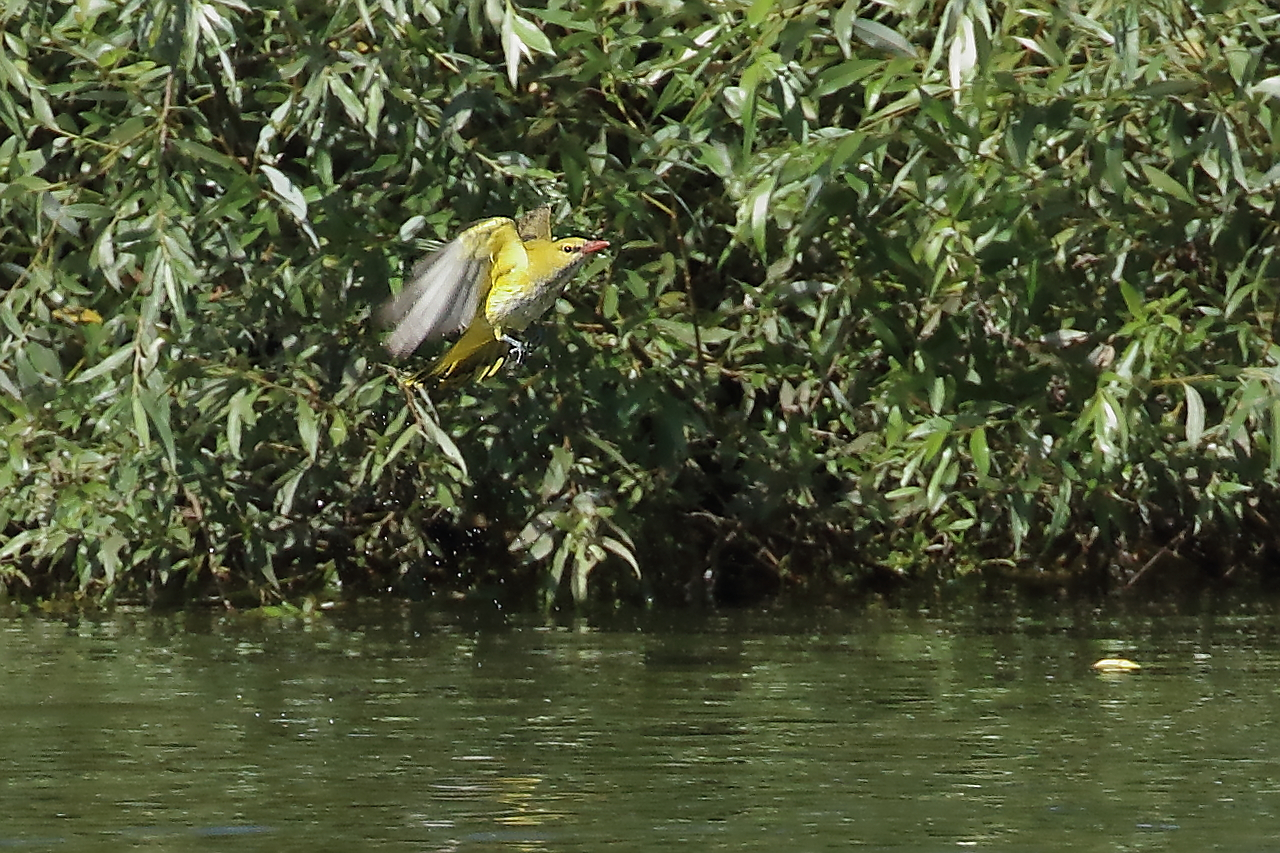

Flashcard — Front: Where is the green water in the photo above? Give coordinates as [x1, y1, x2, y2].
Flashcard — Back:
[2, 601, 1278, 851]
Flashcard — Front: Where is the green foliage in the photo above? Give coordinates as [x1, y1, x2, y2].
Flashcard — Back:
[2, 0, 1278, 605]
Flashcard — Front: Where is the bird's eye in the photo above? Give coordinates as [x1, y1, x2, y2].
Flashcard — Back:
[562, 244, 577, 254]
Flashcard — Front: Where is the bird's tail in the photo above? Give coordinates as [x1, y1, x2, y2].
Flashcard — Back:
[421, 320, 511, 387]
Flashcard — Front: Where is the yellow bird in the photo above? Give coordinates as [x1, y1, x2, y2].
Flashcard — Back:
[378, 206, 610, 384]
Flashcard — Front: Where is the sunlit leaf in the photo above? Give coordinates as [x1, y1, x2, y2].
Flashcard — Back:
[260, 164, 308, 222]
[508, 10, 554, 55]
[1251, 75, 1280, 100]
[745, 173, 775, 257]
[948, 16, 977, 98]
[74, 345, 132, 384]
[851, 18, 917, 58]
[1183, 382, 1205, 447]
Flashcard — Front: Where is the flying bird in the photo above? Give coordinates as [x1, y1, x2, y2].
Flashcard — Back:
[379, 206, 610, 385]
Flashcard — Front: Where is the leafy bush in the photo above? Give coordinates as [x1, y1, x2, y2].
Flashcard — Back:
[2, 0, 1279, 606]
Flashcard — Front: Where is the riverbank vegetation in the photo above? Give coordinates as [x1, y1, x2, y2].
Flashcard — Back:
[3, 0, 1279, 607]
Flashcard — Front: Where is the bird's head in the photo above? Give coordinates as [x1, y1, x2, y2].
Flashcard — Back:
[553, 237, 611, 257]
[527, 236, 611, 283]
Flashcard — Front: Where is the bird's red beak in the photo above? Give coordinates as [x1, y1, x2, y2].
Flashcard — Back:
[581, 239, 610, 255]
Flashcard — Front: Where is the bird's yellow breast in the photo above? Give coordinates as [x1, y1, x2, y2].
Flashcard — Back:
[484, 239, 591, 332]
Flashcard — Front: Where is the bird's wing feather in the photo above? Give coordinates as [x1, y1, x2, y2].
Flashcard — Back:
[379, 217, 518, 358]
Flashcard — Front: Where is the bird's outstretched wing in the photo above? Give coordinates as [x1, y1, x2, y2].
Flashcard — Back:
[378, 217, 521, 358]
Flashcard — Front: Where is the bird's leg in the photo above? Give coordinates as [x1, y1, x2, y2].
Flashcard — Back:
[501, 334, 526, 365]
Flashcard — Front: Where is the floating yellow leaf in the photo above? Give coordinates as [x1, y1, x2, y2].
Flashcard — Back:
[1092, 658, 1141, 673]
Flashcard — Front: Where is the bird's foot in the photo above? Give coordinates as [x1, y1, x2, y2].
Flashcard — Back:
[501, 334, 527, 365]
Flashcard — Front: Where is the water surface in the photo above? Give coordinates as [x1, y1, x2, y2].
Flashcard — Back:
[2, 600, 1278, 851]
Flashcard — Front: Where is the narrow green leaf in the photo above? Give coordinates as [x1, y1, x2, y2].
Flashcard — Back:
[747, 0, 774, 26]
[275, 463, 308, 516]
[1252, 75, 1280, 100]
[139, 385, 177, 470]
[226, 387, 254, 459]
[364, 79, 384, 138]
[1049, 480, 1073, 537]
[572, 550, 591, 601]
[1066, 10, 1115, 45]
[746, 174, 775, 257]
[525, 7, 594, 30]
[825, 130, 867, 172]
[352, 0, 376, 39]
[851, 17, 917, 58]
[925, 447, 953, 514]
[696, 140, 734, 178]
[601, 282, 619, 319]
[28, 85, 56, 128]
[509, 11, 554, 55]
[74, 345, 132, 384]
[260, 164, 308, 221]
[530, 531, 555, 561]
[814, 60, 880, 99]
[99, 533, 127, 586]
[398, 215, 426, 242]
[6, 175, 52, 193]
[833, 0, 857, 56]
[501, 3, 528, 87]
[60, 203, 113, 222]
[602, 536, 640, 576]
[1135, 79, 1200, 99]
[328, 411, 348, 448]
[106, 116, 149, 145]
[172, 137, 244, 172]
[297, 396, 319, 461]
[1119, 279, 1144, 318]
[969, 427, 990, 480]
[1183, 382, 1205, 447]
[948, 16, 977, 93]
[1140, 163, 1193, 204]
[325, 72, 365, 124]
[0, 529, 39, 562]
[131, 391, 150, 449]
[412, 388, 469, 476]
[884, 486, 921, 501]
[551, 537, 570, 585]
[929, 376, 946, 413]
[541, 444, 572, 499]
[1271, 400, 1280, 475]
[1103, 138, 1129, 195]
[372, 421, 420, 483]
[1009, 494, 1029, 555]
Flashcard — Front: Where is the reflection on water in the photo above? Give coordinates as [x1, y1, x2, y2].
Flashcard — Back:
[1, 600, 1279, 851]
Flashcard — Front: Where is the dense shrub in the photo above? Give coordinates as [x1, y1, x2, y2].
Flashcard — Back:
[2, 0, 1278, 606]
